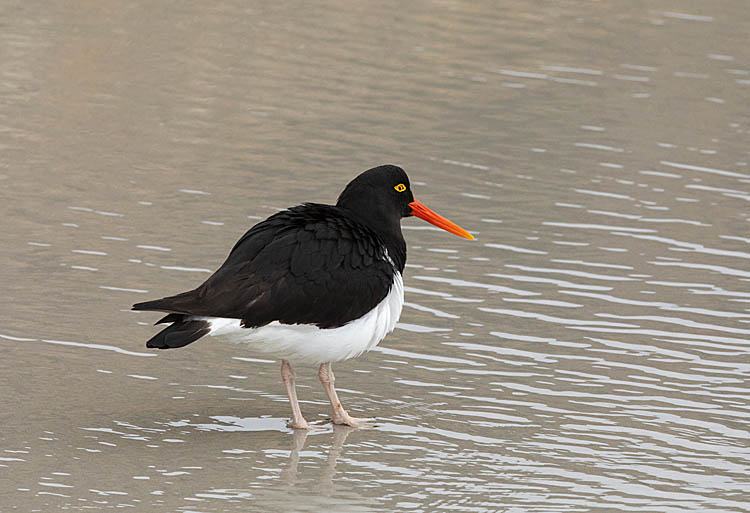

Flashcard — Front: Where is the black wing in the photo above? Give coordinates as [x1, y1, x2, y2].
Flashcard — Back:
[133, 204, 396, 329]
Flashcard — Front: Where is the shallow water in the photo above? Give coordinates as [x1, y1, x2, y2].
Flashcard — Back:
[2, 1, 750, 511]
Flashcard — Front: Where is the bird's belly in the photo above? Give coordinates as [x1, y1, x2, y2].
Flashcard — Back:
[198, 272, 404, 365]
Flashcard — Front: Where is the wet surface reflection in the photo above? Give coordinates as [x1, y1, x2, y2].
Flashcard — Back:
[3, 0, 750, 511]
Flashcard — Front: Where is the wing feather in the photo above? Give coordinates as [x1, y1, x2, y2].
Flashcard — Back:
[132, 204, 396, 329]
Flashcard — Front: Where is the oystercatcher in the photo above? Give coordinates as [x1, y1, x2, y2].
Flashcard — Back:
[133, 165, 473, 429]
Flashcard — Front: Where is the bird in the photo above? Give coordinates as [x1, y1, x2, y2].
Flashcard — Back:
[133, 165, 473, 429]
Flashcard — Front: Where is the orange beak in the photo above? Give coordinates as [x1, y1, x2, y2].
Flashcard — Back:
[409, 200, 474, 240]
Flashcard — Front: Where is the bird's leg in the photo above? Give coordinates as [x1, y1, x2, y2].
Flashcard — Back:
[318, 362, 372, 427]
[281, 360, 311, 429]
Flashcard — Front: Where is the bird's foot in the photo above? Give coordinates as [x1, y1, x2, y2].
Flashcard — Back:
[288, 418, 333, 430]
[331, 412, 375, 428]
[287, 418, 314, 430]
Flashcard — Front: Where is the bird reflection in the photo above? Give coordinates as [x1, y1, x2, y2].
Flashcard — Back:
[280, 425, 355, 489]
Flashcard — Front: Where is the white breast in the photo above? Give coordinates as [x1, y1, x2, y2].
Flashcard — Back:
[195, 272, 404, 365]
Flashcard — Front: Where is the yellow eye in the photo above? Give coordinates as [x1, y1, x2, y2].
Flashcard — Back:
[394, 183, 406, 193]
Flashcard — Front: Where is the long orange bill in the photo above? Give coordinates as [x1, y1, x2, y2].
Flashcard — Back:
[409, 200, 474, 240]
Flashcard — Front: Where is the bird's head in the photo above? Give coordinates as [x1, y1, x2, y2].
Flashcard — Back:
[336, 165, 474, 240]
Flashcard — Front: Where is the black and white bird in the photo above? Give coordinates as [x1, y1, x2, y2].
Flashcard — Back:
[133, 165, 473, 429]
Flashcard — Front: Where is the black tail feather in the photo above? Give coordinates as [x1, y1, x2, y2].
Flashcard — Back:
[145, 319, 211, 349]
[155, 313, 185, 325]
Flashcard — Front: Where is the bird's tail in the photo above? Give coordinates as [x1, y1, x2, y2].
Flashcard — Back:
[143, 315, 211, 349]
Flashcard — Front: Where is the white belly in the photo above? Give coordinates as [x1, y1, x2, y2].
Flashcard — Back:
[194, 272, 404, 365]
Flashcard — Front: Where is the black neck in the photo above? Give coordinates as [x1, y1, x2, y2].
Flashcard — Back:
[382, 231, 407, 274]
[338, 205, 407, 273]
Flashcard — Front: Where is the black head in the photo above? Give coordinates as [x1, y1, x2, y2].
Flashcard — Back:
[336, 164, 474, 248]
[336, 165, 415, 237]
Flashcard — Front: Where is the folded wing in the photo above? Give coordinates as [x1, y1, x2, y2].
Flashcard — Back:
[132, 204, 396, 330]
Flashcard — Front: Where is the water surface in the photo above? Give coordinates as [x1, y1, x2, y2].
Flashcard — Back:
[2, 1, 749, 511]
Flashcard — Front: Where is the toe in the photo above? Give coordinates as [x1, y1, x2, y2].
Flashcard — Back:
[288, 419, 312, 430]
[333, 415, 375, 428]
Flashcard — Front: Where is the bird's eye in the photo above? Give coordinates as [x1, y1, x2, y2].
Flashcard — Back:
[394, 183, 406, 192]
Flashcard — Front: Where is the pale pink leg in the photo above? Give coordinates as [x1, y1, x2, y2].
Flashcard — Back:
[318, 362, 371, 427]
[281, 360, 310, 429]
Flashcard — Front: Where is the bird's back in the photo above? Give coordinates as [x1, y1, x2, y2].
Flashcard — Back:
[133, 203, 399, 331]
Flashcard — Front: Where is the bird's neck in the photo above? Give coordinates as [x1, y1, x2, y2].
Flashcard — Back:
[382, 232, 407, 274]
[339, 206, 407, 273]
